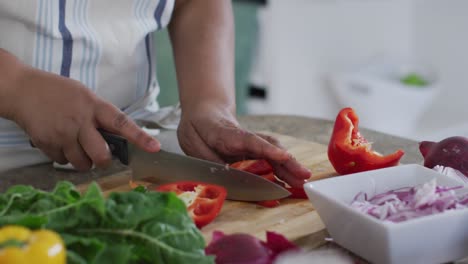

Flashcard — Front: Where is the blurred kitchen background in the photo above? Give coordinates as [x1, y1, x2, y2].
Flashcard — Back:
[154, 0, 468, 142]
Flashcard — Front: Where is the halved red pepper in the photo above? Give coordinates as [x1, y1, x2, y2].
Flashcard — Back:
[328, 107, 405, 175]
[155, 181, 227, 228]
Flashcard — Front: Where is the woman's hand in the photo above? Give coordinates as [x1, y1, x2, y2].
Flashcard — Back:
[177, 103, 311, 188]
[8, 66, 160, 171]
[169, 1, 310, 187]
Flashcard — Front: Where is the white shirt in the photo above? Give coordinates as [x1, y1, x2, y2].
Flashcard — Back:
[0, 0, 175, 171]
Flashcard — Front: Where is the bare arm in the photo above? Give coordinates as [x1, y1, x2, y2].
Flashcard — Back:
[168, 1, 312, 187]
[0, 49, 24, 120]
[169, 0, 235, 114]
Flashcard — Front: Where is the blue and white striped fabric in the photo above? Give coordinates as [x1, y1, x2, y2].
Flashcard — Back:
[0, 0, 174, 170]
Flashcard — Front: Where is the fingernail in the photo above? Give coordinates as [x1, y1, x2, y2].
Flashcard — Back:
[283, 151, 293, 159]
[104, 143, 112, 158]
[147, 139, 160, 151]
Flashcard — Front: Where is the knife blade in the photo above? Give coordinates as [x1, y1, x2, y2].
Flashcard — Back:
[100, 130, 291, 201]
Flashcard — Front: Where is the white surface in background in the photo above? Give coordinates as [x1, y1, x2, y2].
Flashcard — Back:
[249, 0, 414, 118]
[247, 0, 468, 141]
[412, 0, 468, 141]
[328, 58, 439, 139]
[274, 249, 354, 264]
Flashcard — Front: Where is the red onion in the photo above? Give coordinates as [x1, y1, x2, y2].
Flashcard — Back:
[351, 179, 467, 222]
[419, 136, 468, 177]
[205, 231, 301, 264]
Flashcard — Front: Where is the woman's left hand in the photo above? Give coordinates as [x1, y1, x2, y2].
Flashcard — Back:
[177, 104, 311, 188]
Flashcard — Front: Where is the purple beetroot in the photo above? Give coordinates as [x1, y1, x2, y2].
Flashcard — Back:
[419, 136, 468, 177]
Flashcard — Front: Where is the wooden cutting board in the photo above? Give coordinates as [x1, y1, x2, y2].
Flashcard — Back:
[78, 132, 338, 248]
[199, 132, 338, 247]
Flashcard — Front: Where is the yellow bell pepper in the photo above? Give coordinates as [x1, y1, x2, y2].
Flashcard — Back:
[0, 226, 66, 264]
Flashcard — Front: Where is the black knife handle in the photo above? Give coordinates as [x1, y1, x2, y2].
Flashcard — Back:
[98, 129, 129, 165]
[29, 129, 129, 166]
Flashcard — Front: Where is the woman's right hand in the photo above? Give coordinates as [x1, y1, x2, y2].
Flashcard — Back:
[7, 65, 160, 171]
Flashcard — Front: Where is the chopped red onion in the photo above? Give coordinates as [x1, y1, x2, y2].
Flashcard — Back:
[432, 165, 468, 185]
[351, 179, 468, 222]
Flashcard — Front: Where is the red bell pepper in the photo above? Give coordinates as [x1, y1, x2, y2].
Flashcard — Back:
[284, 186, 308, 199]
[230, 159, 273, 175]
[257, 172, 281, 208]
[155, 181, 227, 228]
[256, 199, 281, 208]
[328, 107, 405, 175]
[230, 160, 309, 207]
[273, 183, 307, 199]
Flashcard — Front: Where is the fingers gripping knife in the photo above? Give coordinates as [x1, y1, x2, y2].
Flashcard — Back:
[99, 130, 291, 201]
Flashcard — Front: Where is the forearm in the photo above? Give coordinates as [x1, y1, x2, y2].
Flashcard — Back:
[169, 0, 236, 114]
[0, 49, 25, 120]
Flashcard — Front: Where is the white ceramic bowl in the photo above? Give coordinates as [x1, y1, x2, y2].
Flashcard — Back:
[304, 164, 468, 264]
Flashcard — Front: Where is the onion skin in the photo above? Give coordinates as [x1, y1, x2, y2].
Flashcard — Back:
[419, 136, 468, 177]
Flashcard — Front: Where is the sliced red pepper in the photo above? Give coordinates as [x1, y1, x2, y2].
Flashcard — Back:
[256, 200, 281, 208]
[285, 187, 308, 199]
[230, 160, 309, 207]
[230, 159, 273, 175]
[257, 172, 281, 208]
[328, 107, 405, 175]
[271, 177, 308, 199]
[155, 181, 227, 229]
[260, 172, 276, 182]
[231, 161, 281, 207]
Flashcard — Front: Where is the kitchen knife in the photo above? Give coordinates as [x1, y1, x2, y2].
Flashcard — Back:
[100, 130, 291, 201]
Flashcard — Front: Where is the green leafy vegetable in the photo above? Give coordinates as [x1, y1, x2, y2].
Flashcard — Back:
[400, 73, 428, 87]
[133, 185, 148, 193]
[0, 181, 213, 264]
